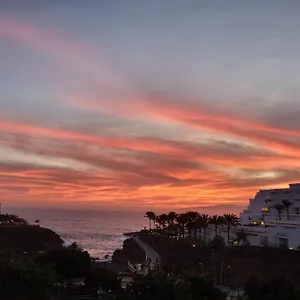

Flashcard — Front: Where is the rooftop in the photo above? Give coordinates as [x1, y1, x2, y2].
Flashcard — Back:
[289, 183, 300, 189]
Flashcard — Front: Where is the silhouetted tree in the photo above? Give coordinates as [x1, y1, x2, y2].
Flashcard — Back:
[198, 214, 210, 244]
[116, 270, 225, 300]
[186, 211, 200, 240]
[0, 214, 28, 226]
[176, 213, 189, 239]
[282, 200, 293, 221]
[145, 211, 156, 231]
[223, 214, 240, 245]
[155, 214, 168, 232]
[209, 215, 225, 238]
[273, 204, 284, 221]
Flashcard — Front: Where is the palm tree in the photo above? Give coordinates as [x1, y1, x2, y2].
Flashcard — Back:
[34, 219, 40, 227]
[167, 211, 177, 227]
[167, 211, 177, 237]
[155, 214, 168, 232]
[223, 214, 240, 245]
[199, 214, 210, 244]
[281, 200, 293, 221]
[273, 203, 284, 221]
[145, 211, 156, 230]
[185, 211, 200, 240]
[176, 213, 189, 239]
[209, 215, 224, 238]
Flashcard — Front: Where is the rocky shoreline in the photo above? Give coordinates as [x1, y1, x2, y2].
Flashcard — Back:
[112, 237, 145, 264]
[93, 233, 146, 276]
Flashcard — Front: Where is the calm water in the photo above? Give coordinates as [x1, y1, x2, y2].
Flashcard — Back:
[4, 208, 147, 259]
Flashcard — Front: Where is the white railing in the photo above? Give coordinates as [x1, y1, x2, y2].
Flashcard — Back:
[128, 261, 144, 273]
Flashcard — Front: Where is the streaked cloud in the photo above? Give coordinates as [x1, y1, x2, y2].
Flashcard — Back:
[1, 2, 300, 212]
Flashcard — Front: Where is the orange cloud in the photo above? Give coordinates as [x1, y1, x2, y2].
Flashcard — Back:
[2, 118, 300, 172]
[71, 94, 300, 158]
[1, 116, 300, 211]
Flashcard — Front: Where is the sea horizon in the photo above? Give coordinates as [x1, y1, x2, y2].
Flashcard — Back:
[3, 207, 148, 259]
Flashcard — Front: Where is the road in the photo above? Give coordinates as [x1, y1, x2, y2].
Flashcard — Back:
[132, 235, 160, 270]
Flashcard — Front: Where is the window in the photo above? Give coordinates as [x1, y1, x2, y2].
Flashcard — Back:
[249, 221, 262, 226]
[262, 207, 270, 213]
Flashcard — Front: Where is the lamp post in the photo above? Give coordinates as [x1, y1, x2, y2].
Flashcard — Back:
[219, 263, 231, 287]
[223, 265, 231, 286]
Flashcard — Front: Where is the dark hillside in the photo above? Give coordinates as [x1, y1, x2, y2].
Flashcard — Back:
[0, 225, 64, 252]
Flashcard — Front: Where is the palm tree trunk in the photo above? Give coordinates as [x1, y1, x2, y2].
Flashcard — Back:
[227, 226, 230, 245]
[287, 209, 290, 221]
[149, 219, 152, 230]
[215, 225, 218, 237]
[204, 227, 207, 245]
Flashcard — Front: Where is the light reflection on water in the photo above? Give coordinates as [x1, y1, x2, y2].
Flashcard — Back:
[5, 208, 147, 259]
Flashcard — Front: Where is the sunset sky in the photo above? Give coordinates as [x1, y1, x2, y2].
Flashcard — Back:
[1, 1, 300, 212]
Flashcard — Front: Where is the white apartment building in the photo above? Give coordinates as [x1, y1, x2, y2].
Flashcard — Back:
[240, 183, 300, 224]
[202, 183, 300, 249]
[238, 183, 300, 249]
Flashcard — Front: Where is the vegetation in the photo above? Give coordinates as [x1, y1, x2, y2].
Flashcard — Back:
[0, 247, 57, 300]
[0, 222, 58, 299]
[0, 213, 28, 225]
[143, 211, 240, 246]
[281, 199, 293, 221]
[36, 243, 92, 279]
[273, 203, 285, 221]
[2, 211, 300, 299]
[223, 214, 240, 245]
[235, 230, 250, 246]
[244, 275, 300, 300]
[145, 211, 156, 231]
[208, 236, 226, 250]
[209, 215, 225, 238]
[113, 269, 226, 300]
[0, 225, 63, 252]
[0, 212, 121, 299]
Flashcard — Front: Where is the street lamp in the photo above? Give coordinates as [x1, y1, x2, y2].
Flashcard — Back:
[223, 265, 231, 286]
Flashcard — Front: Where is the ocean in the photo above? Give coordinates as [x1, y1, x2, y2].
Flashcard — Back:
[4, 207, 147, 259]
